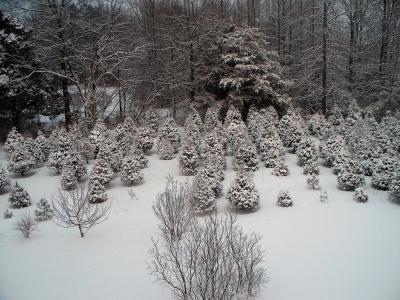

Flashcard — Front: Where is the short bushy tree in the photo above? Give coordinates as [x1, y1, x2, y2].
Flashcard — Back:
[0, 164, 11, 193]
[90, 158, 113, 186]
[88, 180, 108, 203]
[120, 156, 144, 185]
[136, 127, 154, 154]
[277, 190, 293, 207]
[47, 151, 65, 174]
[353, 187, 368, 203]
[9, 182, 31, 208]
[4, 127, 24, 154]
[179, 140, 199, 176]
[7, 143, 36, 176]
[226, 171, 260, 211]
[190, 173, 216, 214]
[34, 198, 53, 221]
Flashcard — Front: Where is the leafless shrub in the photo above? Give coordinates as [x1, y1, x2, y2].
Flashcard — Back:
[3, 209, 13, 219]
[152, 175, 192, 242]
[51, 183, 110, 237]
[128, 189, 137, 201]
[14, 213, 38, 239]
[150, 178, 266, 300]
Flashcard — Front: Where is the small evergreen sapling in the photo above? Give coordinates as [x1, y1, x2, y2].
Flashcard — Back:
[371, 155, 399, 190]
[7, 143, 36, 176]
[144, 110, 158, 136]
[353, 187, 368, 203]
[9, 182, 31, 208]
[4, 127, 24, 154]
[24, 138, 45, 166]
[63, 151, 87, 180]
[34, 198, 53, 221]
[296, 137, 317, 166]
[35, 131, 51, 159]
[120, 156, 144, 185]
[233, 139, 259, 172]
[158, 118, 181, 153]
[319, 135, 345, 167]
[88, 180, 108, 203]
[157, 136, 175, 160]
[0, 164, 11, 193]
[57, 129, 72, 155]
[131, 147, 148, 168]
[307, 174, 320, 190]
[277, 190, 293, 207]
[136, 127, 154, 153]
[226, 171, 260, 211]
[272, 157, 289, 176]
[337, 159, 365, 191]
[303, 161, 320, 175]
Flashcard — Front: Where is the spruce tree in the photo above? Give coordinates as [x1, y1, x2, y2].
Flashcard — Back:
[60, 165, 78, 190]
[179, 139, 199, 176]
[319, 135, 346, 167]
[157, 136, 175, 160]
[9, 182, 31, 208]
[115, 123, 130, 155]
[372, 155, 399, 190]
[190, 173, 216, 213]
[136, 127, 154, 154]
[24, 137, 45, 166]
[89, 120, 106, 157]
[131, 147, 148, 168]
[307, 174, 320, 190]
[296, 137, 318, 167]
[272, 157, 289, 176]
[35, 130, 51, 159]
[303, 161, 320, 175]
[389, 174, 400, 203]
[226, 171, 260, 211]
[90, 158, 113, 186]
[4, 127, 24, 154]
[144, 110, 158, 136]
[47, 151, 65, 174]
[337, 159, 365, 191]
[0, 163, 11, 193]
[123, 116, 137, 137]
[233, 139, 259, 172]
[353, 187, 368, 203]
[332, 148, 351, 175]
[88, 180, 108, 203]
[158, 118, 181, 153]
[34, 198, 53, 221]
[7, 143, 35, 176]
[120, 156, 144, 185]
[63, 151, 87, 180]
[260, 133, 283, 167]
[57, 129, 72, 155]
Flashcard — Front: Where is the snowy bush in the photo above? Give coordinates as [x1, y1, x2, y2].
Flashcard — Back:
[144, 110, 158, 136]
[303, 161, 320, 175]
[88, 180, 108, 203]
[272, 157, 289, 176]
[307, 174, 320, 190]
[204, 106, 221, 133]
[319, 135, 345, 167]
[14, 213, 37, 239]
[4, 127, 24, 154]
[296, 136, 318, 166]
[158, 118, 181, 153]
[371, 155, 399, 190]
[327, 105, 344, 127]
[63, 150, 87, 180]
[131, 147, 148, 168]
[7, 143, 36, 176]
[90, 158, 113, 186]
[0, 164, 11, 193]
[277, 190, 293, 207]
[337, 159, 365, 191]
[233, 139, 259, 172]
[190, 173, 216, 214]
[123, 116, 137, 137]
[307, 113, 326, 136]
[332, 148, 351, 175]
[226, 171, 260, 211]
[9, 182, 31, 208]
[88, 121, 106, 157]
[260, 133, 284, 168]
[389, 174, 400, 203]
[120, 156, 144, 185]
[353, 187, 368, 203]
[278, 113, 305, 152]
[35, 131, 51, 159]
[24, 138, 45, 166]
[114, 123, 130, 154]
[3, 209, 13, 219]
[47, 151, 65, 174]
[196, 164, 223, 196]
[34, 198, 53, 221]
[57, 129, 72, 155]
[136, 127, 154, 153]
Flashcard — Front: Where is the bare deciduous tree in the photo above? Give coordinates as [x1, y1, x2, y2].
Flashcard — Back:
[14, 213, 38, 239]
[150, 178, 266, 300]
[51, 183, 110, 237]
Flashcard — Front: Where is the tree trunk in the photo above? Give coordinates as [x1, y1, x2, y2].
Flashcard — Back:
[322, 0, 328, 115]
[78, 224, 84, 238]
[348, 4, 355, 90]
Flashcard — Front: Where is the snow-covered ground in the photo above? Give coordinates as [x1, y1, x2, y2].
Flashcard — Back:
[1, 149, 400, 300]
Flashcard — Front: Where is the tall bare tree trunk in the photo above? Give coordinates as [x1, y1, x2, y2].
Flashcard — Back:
[322, 0, 328, 115]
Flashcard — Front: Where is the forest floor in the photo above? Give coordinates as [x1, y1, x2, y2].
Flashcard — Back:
[1, 147, 400, 300]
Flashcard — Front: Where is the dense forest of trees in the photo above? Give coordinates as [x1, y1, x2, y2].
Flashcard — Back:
[0, 0, 399, 132]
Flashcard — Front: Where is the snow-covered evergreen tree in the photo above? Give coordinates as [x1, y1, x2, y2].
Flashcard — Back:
[24, 138, 45, 166]
[136, 127, 154, 154]
[144, 110, 158, 136]
[204, 106, 221, 133]
[272, 157, 289, 176]
[114, 123, 130, 155]
[278, 112, 305, 153]
[353, 186, 368, 203]
[60, 165, 78, 190]
[120, 156, 144, 185]
[337, 159, 365, 191]
[57, 129, 72, 155]
[296, 137, 318, 166]
[0, 164, 11, 193]
[47, 151, 65, 174]
[307, 113, 326, 136]
[88, 120, 106, 157]
[319, 135, 346, 167]
[179, 139, 199, 176]
[277, 190, 293, 207]
[123, 116, 137, 137]
[34, 198, 53, 221]
[90, 158, 113, 186]
[157, 136, 175, 160]
[371, 155, 399, 190]
[4, 127, 24, 154]
[35, 130, 51, 159]
[203, 132, 225, 162]
[158, 118, 181, 153]
[88, 180, 108, 203]
[197, 163, 223, 196]
[78, 138, 94, 163]
[307, 174, 320, 190]
[7, 143, 35, 176]
[260, 132, 284, 167]
[48, 127, 60, 153]
[9, 182, 31, 208]
[327, 105, 344, 126]
[182, 113, 201, 152]
[303, 161, 320, 175]
[97, 141, 122, 173]
[190, 173, 216, 213]
[226, 171, 260, 211]
[131, 147, 148, 168]
[233, 139, 259, 172]
[224, 105, 242, 127]
[332, 148, 351, 175]
[63, 151, 86, 180]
